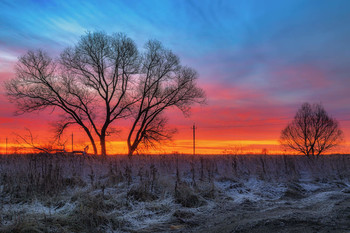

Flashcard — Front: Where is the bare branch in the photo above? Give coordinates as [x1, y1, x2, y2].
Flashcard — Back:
[5, 32, 206, 156]
[127, 40, 205, 156]
[280, 103, 343, 157]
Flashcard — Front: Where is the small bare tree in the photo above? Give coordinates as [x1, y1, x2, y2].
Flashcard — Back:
[280, 103, 343, 157]
[127, 41, 205, 156]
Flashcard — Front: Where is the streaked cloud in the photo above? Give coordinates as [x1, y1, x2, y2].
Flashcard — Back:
[0, 0, 350, 153]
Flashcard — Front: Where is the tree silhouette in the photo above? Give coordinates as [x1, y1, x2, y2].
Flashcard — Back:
[59, 32, 139, 156]
[127, 41, 205, 156]
[280, 103, 343, 157]
[6, 49, 96, 154]
[5, 32, 205, 155]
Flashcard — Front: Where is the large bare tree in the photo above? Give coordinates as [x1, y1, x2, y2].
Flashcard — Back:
[59, 32, 139, 155]
[127, 41, 205, 156]
[6, 32, 139, 155]
[280, 103, 343, 156]
[5, 32, 205, 156]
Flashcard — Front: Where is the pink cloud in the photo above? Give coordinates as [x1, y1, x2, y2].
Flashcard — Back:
[269, 63, 331, 90]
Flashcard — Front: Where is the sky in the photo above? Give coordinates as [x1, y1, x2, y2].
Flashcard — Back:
[1, 0, 350, 154]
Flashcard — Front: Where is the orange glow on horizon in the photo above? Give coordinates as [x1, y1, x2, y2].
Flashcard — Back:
[1, 139, 349, 155]
[1, 104, 350, 155]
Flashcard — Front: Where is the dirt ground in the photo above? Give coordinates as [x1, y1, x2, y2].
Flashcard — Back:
[136, 181, 350, 233]
[173, 184, 350, 233]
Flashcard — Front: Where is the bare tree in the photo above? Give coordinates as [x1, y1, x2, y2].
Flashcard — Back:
[60, 32, 139, 155]
[280, 103, 343, 157]
[127, 41, 205, 156]
[5, 32, 205, 156]
[6, 32, 139, 155]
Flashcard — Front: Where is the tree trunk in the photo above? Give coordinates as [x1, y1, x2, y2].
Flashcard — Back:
[90, 137, 98, 155]
[128, 148, 134, 157]
[128, 144, 135, 157]
[83, 126, 98, 155]
[127, 141, 139, 158]
[100, 134, 107, 156]
[127, 131, 134, 157]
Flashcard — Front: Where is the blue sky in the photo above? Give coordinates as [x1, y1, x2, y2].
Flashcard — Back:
[1, 0, 350, 152]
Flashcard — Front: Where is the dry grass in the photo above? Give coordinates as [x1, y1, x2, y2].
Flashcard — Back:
[0, 153, 349, 232]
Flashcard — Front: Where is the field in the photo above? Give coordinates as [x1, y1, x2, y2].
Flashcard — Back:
[0, 153, 349, 232]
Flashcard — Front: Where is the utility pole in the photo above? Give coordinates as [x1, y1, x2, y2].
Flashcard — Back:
[193, 123, 196, 156]
[6, 137, 8, 155]
[71, 133, 74, 152]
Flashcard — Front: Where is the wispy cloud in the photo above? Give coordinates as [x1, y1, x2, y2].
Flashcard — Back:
[1, 0, 350, 152]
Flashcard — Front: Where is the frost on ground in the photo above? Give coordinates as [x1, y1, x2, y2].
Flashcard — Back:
[0, 153, 349, 232]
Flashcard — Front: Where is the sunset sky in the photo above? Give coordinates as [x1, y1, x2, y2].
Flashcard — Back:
[1, 0, 350, 154]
